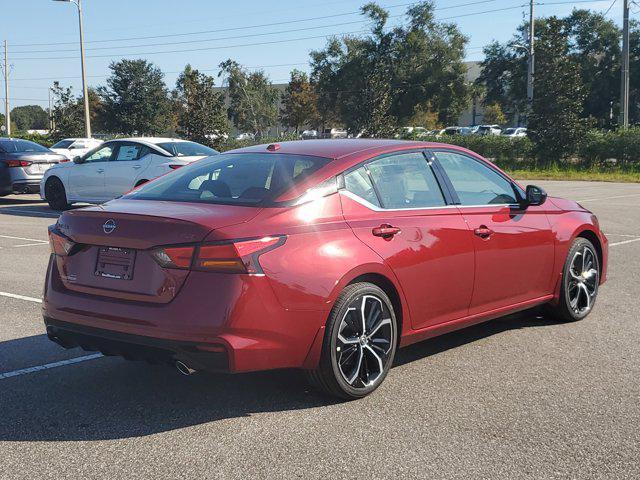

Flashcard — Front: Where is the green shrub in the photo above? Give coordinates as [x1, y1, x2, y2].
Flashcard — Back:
[12, 132, 55, 148]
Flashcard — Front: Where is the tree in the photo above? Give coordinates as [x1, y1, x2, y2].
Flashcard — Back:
[98, 59, 171, 135]
[483, 103, 507, 125]
[477, 10, 623, 127]
[219, 60, 279, 138]
[11, 105, 49, 131]
[50, 82, 85, 140]
[528, 17, 587, 164]
[173, 65, 229, 149]
[310, 1, 469, 136]
[280, 70, 320, 132]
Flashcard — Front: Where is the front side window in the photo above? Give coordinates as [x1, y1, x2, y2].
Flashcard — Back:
[344, 166, 381, 207]
[126, 153, 329, 206]
[83, 145, 115, 163]
[436, 151, 518, 205]
[366, 152, 445, 209]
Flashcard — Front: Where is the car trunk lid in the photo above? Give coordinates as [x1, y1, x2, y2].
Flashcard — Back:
[53, 199, 261, 303]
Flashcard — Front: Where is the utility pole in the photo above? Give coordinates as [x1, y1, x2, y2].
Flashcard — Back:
[526, 0, 535, 105]
[48, 87, 53, 131]
[76, 0, 91, 138]
[3, 41, 10, 136]
[54, 0, 91, 137]
[620, 0, 630, 129]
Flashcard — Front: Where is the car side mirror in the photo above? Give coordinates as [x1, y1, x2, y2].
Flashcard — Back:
[524, 184, 547, 207]
[72, 156, 83, 164]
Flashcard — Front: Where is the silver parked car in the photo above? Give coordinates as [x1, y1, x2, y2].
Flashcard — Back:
[0, 138, 66, 196]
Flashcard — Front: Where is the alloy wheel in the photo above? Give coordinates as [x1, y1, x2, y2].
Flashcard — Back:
[567, 245, 599, 316]
[335, 295, 394, 389]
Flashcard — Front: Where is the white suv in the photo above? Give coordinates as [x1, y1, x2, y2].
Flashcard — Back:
[41, 137, 217, 210]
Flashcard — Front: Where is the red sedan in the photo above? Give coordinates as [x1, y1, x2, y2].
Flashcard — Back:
[44, 140, 608, 399]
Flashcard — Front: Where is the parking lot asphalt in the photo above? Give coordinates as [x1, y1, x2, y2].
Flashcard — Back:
[0, 181, 639, 480]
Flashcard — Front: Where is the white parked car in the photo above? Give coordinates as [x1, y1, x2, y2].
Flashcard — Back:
[50, 138, 103, 160]
[41, 137, 217, 210]
[476, 125, 502, 136]
[501, 127, 528, 138]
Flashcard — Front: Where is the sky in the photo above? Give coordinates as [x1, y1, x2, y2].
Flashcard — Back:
[0, 0, 625, 109]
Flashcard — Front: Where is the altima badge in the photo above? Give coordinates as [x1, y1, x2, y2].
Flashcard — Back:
[103, 219, 117, 234]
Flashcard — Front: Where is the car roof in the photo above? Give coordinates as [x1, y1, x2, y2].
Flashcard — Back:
[59, 138, 102, 142]
[226, 139, 444, 160]
[115, 137, 189, 145]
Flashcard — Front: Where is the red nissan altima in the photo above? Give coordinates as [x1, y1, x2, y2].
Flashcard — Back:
[44, 140, 608, 399]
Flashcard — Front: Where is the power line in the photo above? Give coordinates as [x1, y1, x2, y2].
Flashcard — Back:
[10, 4, 530, 61]
[10, 0, 500, 49]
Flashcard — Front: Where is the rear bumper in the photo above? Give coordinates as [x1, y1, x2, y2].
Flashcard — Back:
[12, 180, 41, 194]
[43, 255, 328, 373]
[45, 317, 229, 372]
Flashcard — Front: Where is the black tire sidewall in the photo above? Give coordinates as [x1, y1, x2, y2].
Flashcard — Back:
[322, 283, 398, 399]
[560, 238, 600, 321]
[46, 177, 68, 210]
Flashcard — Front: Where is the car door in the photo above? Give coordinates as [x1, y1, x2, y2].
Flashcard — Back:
[433, 149, 555, 315]
[104, 142, 152, 199]
[66, 143, 114, 202]
[340, 150, 475, 330]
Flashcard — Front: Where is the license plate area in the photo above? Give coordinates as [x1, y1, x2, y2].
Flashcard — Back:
[95, 247, 136, 280]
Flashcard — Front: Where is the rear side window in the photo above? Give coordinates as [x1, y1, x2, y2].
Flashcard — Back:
[126, 153, 330, 206]
[113, 143, 148, 161]
[435, 151, 518, 205]
[344, 166, 381, 207]
[366, 152, 445, 209]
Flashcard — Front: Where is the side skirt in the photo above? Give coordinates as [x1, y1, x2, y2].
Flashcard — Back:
[399, 295, 554, 348]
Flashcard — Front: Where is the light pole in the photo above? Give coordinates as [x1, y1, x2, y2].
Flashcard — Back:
[53, 0, 91, 138]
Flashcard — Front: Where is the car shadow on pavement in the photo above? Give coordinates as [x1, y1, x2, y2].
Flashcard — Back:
[0, 309, 556, 442]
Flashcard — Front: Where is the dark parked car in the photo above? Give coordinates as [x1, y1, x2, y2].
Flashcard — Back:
[0, 138, 65, 196]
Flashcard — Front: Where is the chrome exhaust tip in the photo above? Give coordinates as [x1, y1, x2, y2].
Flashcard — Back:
[175, 360, 196, 376]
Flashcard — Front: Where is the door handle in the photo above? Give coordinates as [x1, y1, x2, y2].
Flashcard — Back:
[372, 224, 401, 239]
[96, 169, 104, 174]
[474, 226, 494, 239]
[132, 165, 142, 169]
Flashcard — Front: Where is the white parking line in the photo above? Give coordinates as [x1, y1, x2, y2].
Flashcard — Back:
[0, 354, 103, 380]
[0, 234, 47, 243]
[576, 193, 640, 202]
[609, 238, 640, 247]
[0, 208, 58, 218]
[0, 291, 42, 303]
[605, 233, 640, 238]
[13, 242, 49, 248]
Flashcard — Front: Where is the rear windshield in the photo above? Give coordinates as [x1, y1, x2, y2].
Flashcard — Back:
[0, 139, 50, 153]
[157, 141, 217, 157]
[125, 153, 330, 206]
[51, 140, 73, 149]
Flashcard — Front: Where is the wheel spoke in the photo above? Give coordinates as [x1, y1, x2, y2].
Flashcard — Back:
[368, 318, 391, 339]
[344, 346, 363, 385]
[579, 283, 591, 311]
[363, 345, 384, 386]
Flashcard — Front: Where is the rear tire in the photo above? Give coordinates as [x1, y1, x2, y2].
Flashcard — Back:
[306, 282, 398, 400]
[545, 237, 600, 322]
[45, 177, 70, 211]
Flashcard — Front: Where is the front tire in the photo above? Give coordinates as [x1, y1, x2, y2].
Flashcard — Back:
[546, 237, 600, 322]
[306, 282, 398, 399]
[45, 177, 71, 211]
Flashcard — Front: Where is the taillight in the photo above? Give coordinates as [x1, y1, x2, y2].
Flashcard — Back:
[150, 246, 195, 269]
[48, 227, 76, 256]
[59, 158, 70, 163]
[150, 236, 285, 274]
[168, 164, 183, 170]
[4, 160, 32, 168]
